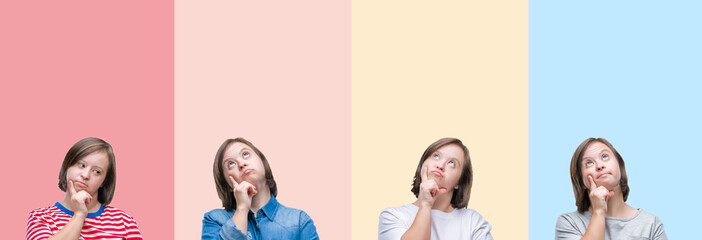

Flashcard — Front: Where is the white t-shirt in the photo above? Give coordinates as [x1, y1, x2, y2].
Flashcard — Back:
[378, 203, 494, 240]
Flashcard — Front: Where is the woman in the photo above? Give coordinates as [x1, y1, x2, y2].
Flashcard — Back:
[555, 137, 667, 240]
[25, 137, 142, 240]
[202, 137, 319, 240]
[378, 137, 493, 240]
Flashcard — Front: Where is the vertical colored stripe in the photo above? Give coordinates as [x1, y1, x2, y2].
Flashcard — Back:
[352, 1, 528, 239]
[0, 1, 174, 239]
[174, 1, 351, 239]
[529, 1, 702, 239]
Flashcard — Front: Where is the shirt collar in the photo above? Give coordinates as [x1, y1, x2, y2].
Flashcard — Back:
[54, 202, 105, 218]
[258, 196, 280, 221]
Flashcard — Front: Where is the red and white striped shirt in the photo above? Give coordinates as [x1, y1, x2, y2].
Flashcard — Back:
[26, 202, 143, 240]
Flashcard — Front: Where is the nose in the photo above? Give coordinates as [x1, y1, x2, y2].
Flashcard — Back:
[238, 160, 248, 170]
[435, 162, 444, 171]
[80, 168, 91, 179]
[595, 160, 605, 171]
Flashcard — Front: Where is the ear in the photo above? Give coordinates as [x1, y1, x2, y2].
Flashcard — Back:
[454, 185, 459, 189]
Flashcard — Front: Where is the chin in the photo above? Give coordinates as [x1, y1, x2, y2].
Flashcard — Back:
[601, 182, 618, 190]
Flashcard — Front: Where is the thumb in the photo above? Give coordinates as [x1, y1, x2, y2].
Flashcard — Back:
[248, 185, 258, 196]
[84, 194, 92, 204]
[436, 187, 448, 196]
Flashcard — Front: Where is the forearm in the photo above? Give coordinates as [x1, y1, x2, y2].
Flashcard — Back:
[580, 212, 605, 240]
[232, 209, 248, 235]
[48, 213, 86, 240]
[401, 204, 431, 240]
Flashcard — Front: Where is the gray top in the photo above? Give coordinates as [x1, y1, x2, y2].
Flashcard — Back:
[555, 209, 667, 240]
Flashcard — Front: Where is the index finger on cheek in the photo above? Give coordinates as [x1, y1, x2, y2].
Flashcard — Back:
[588, 175, 597, 189]
[229, 176, 239, 188]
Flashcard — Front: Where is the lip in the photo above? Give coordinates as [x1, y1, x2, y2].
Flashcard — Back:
[597, 172, 610, 179]
[75, 181, 88, 188]
[431, 170, 443, 177]
[243, 169, 252, 175]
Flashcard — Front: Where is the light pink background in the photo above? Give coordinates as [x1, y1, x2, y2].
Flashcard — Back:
[174, 1, 351, 239]
[0, 1, 174, 239]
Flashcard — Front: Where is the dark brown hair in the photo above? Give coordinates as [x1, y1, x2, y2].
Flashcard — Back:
[58, 137, 116, 205]
[411, 137, 473, 208]
[570, 137, 629, 213]
[213, 138, 278, 210]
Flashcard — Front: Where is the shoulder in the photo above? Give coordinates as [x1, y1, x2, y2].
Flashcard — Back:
[29, 205, 54, 216]
[633, 209, 664, 224]
[455, 208, 488, 220]
[203, 208, 234, 222]
[381, 204, 416, 214]
[556, 211, 588, 230]
[379, 204, 416, 222]
[454, 207, 482, 216]
[452, 208, 492, 228]
[558, 211, 586, 221]
[28, 204, 62, 219]
[555, 211, 589, 238]
[102, 205, 136, 220]
[27, 206, 53, 223]
[636, 209, 659, 219]
[103, 205, 132, 216]
[99, 205, 140, 228]
[276, 203, 313, 221]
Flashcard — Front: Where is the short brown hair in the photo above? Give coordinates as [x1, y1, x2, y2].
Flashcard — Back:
[411, 137, 473, 209]
[58, 137, 117, 205]
[213, 138, 278, 210]
[570, 137, 629, 213]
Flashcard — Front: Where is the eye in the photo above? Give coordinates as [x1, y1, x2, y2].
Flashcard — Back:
[433, 154, 439, 160]
[227, 161, 237, 168]
[585, 161, 593, 167]
[447, 161, 456, 167]
[78, 163, 85, 168]
[92, 169, 102, 175]
[602, 154, 609, 161]
[243, 152, 250, 159]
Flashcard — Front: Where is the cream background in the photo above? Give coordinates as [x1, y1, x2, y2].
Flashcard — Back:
[352, 0, 528, 239]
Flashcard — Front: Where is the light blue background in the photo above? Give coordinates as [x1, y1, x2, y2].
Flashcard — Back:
[530, 1, 702, 239]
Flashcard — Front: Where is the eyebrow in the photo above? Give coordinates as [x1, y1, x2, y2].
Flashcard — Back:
[239, 147, 252, 155]
[582, 148, 611, 161]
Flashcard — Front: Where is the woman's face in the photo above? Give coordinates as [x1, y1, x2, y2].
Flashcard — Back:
[580, 141, 621, 191]
[65, 150, 109, 197]
[222, 142, 267, 186]
[421, 143, 465, 191]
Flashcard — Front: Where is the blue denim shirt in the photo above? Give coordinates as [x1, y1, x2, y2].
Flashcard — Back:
[202, 196, 319, 240]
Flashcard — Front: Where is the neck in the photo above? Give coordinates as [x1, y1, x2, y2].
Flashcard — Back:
[250, 186, 271, 214]
[605, 192, 633, 218]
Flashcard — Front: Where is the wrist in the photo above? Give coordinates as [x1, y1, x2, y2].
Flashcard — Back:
[419, 200, 433, 209]
[592, 209, 606, 216]
[236, 205, 250, 212]
[73, 211, 88, 218]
